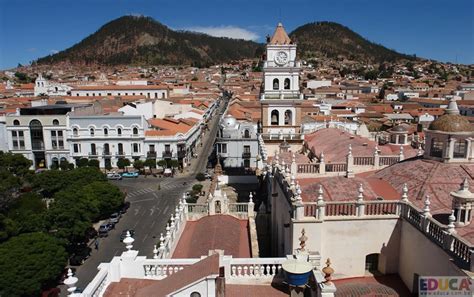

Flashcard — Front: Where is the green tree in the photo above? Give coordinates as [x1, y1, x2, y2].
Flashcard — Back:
[104, 161, 113, 172]
[157, 159, 167, 170]
[6, 193, 47, 236]
[0, 232, 67, 297]
[144, 159, 156, 176]
[88, 159, 100, 168]
[0, 170, 22, 210]
[82, 182, 124, 219]
[117, 158, 130, 170]
[169, 159, 179, 169]
[133, 160, 144, 173]
[59, 159, 70, 171]
[0, 151, 32, 177]
[195, 172, 206, 181]
[76, 158, 89, 167]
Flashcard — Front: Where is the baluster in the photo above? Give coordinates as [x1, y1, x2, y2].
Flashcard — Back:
[249, 265, 254, 276]
[237, 266, 242, 277]
[231, 266, 236, 276]
[243, 265, 248, 276]
[271, 265, 276, 276]
[174, 266, 179, 273]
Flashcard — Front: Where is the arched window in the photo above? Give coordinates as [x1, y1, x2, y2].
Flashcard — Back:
[430, 138, 443, 158]
[118, 143, 124, 155]
[271, 110, 279, 125]
[284, 78, 290, 90]
[73, 128, 78, 136]
[29, 120, 44, 151]
[117, 127, 122, 136]
[90, 128, 95, 136]
[133, 127, 138, 135]
[52, 119, 59, 126]
[51, 157, 59, 168]
[91, 143, 96, 155]
[453, 140, 468, 159]
[244, 130, 250, 138]
[399, 134, 406, 144]
[104, 143, 110, 155]
[104, 127, 108, 136]
[13, 119, 20, 126]
[190, 292, 201, 297]
[272, 78, 279, 90]
[284, 110, 292, 125]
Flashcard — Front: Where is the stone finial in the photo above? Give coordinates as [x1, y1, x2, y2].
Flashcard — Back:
[446, 97, 460, 115]
[159, 233, 165, 250]
[165, 223, 171, 239]
[249, 192, 253, 203]
[296, 183, 303, 201]
[401, 183, 409, 202]
[123, 230, 135, 251]
[299, 229, 308, 251]
[153, 245, 158, 259]
[357, 183, 364, 202]
[399, 145, 404, 157]
[285, 164, 291, 177]
[374, 144, 379, 156]
[64, 268, 78, 296]
[317, 184, 324, 204]
[348, 144, 352, 156]
[281, 159, 286, 169]
[447, 210, 456, 234]
[292, 153, 296, 164]
[320, 151, 325, 163]
[170, 214, 175, 229]
[461, 178, 469, 191]
[423, 195, 431, 216]
[290, 175, 296, 189]
[322, 258, 335, 284]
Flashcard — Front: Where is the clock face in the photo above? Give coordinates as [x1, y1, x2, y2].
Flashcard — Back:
[274, 51, 288, 65]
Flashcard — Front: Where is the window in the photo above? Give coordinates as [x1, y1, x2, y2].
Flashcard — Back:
[284, 78, 290, 90]
[90, 128, 95, 136]
[104, 143, 110, 155]
[52, 119, 59, 126]
[190, 292, 201, 297]
[91, 143, 96, 155]
[29, 119, 44, 151]
[149, 145, 155, 152]
[430, 138, 443, 158]
[51, 130, 64, 149]
[133, 127, 138, 135]
[117, 128, 122, 136]
[133, 143, 139, 153]
[453, 140, 468, 159]
[73, 144, 80, 153]
[271, 110, 279, 125]
[165, 144, 171, 152]
[104, 128, 108, 136]
[118, 143, 124, 155]
[13, 119, 20, 126]
[272, 78, 279, 90]
[284, 110, 292, 125]
[221, 143, 227, 154]
[243, 130, 250, 138]
[73, 128, 78, 136]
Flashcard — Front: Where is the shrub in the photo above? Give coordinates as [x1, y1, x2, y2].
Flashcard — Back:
[195, 173, 205, 181]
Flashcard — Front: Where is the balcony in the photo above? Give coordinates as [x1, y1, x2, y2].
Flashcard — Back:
[89, 152, 98, 157]
[103, 151, 112, 157]
[177, 150, 186, 159]
[115, 152, 125, 158]
[162, 151, 173, 159]
[147, 151, 157, 158]
[242, 152, 251, 159]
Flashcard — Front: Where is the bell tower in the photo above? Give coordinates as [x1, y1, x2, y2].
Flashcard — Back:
[260, 23, 303, 136]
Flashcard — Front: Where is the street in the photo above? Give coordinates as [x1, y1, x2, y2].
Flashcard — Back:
[71, 96, 227, 291]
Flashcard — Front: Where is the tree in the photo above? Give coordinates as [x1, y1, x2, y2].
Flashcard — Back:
[117, 158, 130, 170]
[6, 193, 47, 236]
[0, 151, 32, 177]
[0, 232, 67, 297]
[82, 181, 124, 219]
[195, 173, 206, 181]
[59, 159, 70, 171]
[144, 159, 156, 176]
[157, 159, 167, 170]
[88, 159, 100, 168]
[192, 184, 203, 192]
[76, 158, 89, 167]
[0, 170, 22, 210]
[104, 162, 113, 172]
[133, 160, 144, 173]
[169, 159, 179, 169]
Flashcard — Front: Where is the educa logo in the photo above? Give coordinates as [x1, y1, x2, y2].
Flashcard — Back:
[419, 276, 473, 297]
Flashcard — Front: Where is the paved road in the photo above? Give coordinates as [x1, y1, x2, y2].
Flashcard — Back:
[70, 97, 227, 291]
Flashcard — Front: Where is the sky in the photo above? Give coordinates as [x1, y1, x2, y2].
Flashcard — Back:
[0, 0, 473, 70]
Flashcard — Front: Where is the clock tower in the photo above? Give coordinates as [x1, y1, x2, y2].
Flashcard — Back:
[261, 23, 303, 136]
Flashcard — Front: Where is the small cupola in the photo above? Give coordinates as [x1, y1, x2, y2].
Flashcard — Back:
[451, 178, 474, 227]
[389, 124, 410, 145]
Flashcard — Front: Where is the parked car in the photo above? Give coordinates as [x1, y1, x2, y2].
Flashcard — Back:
[109, 212, 121, 224]
[107, 173, 122, 180]
[120, 229, 135, 242]
[69, 245, 91, 266]
[98, 224, 110, 237]
[120, 201, 131, 214]
[122, 172, 139, 178]
[105, 222, 115, 230]
[204, 172, 212, 179]
[163, 168, 173, 177]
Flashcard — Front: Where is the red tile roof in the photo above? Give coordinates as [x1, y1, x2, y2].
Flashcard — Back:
[172, 215, 251, 258]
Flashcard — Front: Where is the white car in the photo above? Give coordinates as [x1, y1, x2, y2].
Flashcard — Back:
[107, 172, 122, 180]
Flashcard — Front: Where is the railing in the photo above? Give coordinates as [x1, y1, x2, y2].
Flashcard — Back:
[142, 259, 199, 278]
[450, 236, 472, 269]
[89, 152, 98, 157]
[242, 152, 251, 159]
[325, 163, 347, 172]
[379, 156, 400, 166]
[147, 151, 157, 158]
[229, 203, 248, 213]
[115, 152, 125, 158]
[162, 151, 173, 158]
[297, 163, 320, 174]
[187, 204, 208, 214]
[177, 150, 186, 159]
[325, 202, 357, 216]
[228, 257, 285, 280]
[354, 156, 375, 166]
[427, 219, 445, 247]
[364, 201, 398, 215]
[102, 151, 112, 157]
[81, 267, 108, 297]
[261, 133, 303, 141]
[406, 206, 423, 230]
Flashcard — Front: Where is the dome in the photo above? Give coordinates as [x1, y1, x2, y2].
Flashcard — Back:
[428, 114, 474, 133]
[391, 124, 408, 133]
[221, 115, 237, 128]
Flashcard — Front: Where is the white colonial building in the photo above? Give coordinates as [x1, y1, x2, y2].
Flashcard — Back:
[34, 74, 72, 97]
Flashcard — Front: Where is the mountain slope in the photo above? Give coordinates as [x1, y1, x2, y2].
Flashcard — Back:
[290, 22, 415, 63]
[36, 16, 262, 67]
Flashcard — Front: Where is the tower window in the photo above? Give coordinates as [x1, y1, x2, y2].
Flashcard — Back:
[90, 128, 95, 136]
[453, 140, 468, 158]
[133, 127, 138, 135]
[284, 78, 290, 90]
[273, 78, 279, 90]
[271, 110, 279, 125]
[429, 138, 443, 158]
[284, 110, 292, 125]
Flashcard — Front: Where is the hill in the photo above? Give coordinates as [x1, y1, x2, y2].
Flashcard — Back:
[290, 22, 416, 63]
[36, 16, 263, 67]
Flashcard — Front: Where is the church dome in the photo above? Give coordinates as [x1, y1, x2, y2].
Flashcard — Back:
[428, 114, 474, 133]
[390, 124, 409, 133]
[221, 115, 238, 128]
